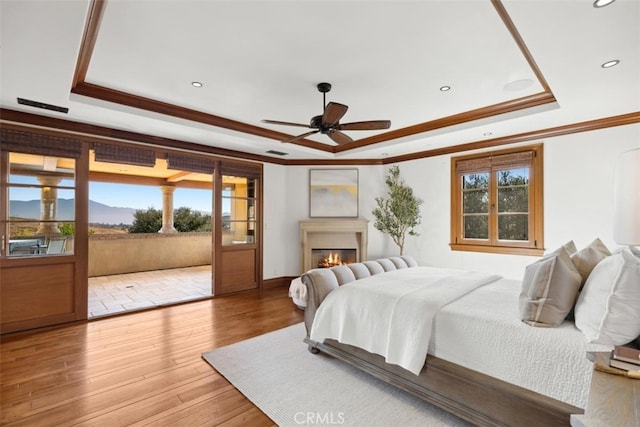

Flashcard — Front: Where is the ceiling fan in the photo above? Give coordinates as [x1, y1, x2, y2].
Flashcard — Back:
[262, 82, 391, 145]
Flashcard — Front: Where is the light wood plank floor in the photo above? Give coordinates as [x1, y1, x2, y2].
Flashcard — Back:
[0, 287, 304, 426]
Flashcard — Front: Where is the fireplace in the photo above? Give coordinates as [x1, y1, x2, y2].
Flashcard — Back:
[300, 219, 368, 272]
[313, 248, 357, 268]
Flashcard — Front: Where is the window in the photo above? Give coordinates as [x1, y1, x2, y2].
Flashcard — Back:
[4, 152, 76, 256]
[450, 144, 543, 256]
[221, 175, 257, 246]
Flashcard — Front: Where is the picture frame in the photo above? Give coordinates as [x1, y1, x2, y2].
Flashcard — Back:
[309, 168, 359, 218]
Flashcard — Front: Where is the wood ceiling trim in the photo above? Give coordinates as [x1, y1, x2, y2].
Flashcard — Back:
[491, 0, 551, 93]
[71, 82, 334, 154]
[383, 111, 640, 164]
[334, 91, 556, 152]
[334, 0, 558, 153]
[70, 0, 557, 156]
[0, 109, 286, 165]
[72, 0, 107, 88]
[71, 1, 331, 153]
[2, 108, 638, 167]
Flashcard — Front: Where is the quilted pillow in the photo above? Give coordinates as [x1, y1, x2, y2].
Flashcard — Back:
[519, 246, 582, 327]
[574, 250, 640, 345]
[570, 238, 611, 287]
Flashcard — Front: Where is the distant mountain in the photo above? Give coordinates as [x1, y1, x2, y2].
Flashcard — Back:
[10, 199, 136, 225]
[88, 201, 137, 225]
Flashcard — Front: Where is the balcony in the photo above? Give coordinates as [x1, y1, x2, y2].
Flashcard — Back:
[88, 232, 212, 318]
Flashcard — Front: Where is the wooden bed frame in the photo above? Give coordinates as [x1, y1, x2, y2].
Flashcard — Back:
[301, 257, 583, 427]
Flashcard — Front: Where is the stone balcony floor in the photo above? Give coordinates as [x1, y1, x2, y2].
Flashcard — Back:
[88, 265, 212, 318]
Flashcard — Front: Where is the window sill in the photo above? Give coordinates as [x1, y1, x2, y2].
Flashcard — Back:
[450, 243, 544, 257]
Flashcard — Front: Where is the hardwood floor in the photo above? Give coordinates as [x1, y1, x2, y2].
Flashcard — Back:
[0, 287, 304, 426]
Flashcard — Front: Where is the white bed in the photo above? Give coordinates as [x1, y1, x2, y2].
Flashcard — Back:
[431, 276, 604, 409]
[309, 266, 602, 408]
[301, 256, 613, 426]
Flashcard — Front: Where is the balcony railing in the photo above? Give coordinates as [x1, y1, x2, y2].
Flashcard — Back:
[88, 232, 212, 277]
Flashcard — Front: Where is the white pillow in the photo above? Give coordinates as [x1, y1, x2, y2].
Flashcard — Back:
[574, 250, 640, 345]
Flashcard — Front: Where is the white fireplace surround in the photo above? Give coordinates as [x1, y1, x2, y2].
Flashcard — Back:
[300, 219, 369, 273]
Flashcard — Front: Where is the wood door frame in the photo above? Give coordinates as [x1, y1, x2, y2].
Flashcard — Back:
[213, 161, 263, 295]
[0, 145, 89, 334]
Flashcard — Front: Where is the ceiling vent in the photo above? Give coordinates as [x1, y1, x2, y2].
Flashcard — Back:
[266, 150, 289, 156]
[17, 97, 69, 113]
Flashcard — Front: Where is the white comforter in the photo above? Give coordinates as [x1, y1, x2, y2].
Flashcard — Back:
[309, 267, 502, 375]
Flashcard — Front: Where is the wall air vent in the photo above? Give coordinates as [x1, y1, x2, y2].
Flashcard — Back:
[266, 150, 289, 156]
[17, 97, 69, 113]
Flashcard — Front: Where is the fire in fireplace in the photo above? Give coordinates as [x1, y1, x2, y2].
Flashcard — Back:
[313, 249, 357, 268]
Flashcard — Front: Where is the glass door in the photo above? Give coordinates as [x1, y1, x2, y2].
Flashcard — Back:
[214, 162, 262, 294]
[1, 134, 88, 334]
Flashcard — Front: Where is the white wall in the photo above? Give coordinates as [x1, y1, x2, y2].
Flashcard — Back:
[262, 162, 288, 279]
[263, 123, 639, 280]
[263, 163, 384, 278]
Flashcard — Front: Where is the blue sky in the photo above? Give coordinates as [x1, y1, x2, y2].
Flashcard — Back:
[90, 182, 213, 213]
[10, 177, 220, 214]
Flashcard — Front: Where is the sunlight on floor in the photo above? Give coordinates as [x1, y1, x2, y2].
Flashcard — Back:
[88, 265, 212, 318]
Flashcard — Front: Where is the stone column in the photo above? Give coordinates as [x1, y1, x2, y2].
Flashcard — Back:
[36, 176, 61, 235]
[159, 185, 177, 233]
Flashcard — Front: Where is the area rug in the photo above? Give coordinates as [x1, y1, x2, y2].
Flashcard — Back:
[202, 323, 470, 427]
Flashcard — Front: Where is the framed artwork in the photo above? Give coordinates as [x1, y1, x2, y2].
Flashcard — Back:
[309, 169, 359, 218]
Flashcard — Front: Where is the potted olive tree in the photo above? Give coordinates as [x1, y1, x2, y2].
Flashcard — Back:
[371, 166, 422, 255]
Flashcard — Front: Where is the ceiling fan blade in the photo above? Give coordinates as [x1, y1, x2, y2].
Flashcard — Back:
[262, 119, 313, 129]
[322, 102, 348, 126]
[282, 130, 319, 144]
[328, 129, 353, 145]
[338, 120, 391, 131]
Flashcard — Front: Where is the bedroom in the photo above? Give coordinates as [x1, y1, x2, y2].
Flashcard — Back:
[1, 0, 639, 425]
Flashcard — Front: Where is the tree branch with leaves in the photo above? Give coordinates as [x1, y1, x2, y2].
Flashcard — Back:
[371, 166, 423, 255]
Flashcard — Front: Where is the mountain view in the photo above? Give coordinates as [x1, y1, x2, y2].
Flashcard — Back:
[10, 199, 137, 225]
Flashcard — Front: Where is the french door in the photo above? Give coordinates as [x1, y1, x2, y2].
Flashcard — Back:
[213, 161, 262, 294]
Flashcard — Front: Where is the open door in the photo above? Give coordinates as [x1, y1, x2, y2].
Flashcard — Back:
[214, 161, 262, 295]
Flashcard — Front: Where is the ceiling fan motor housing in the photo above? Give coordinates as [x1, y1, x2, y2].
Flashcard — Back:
[310, 115, 334, 134]
[310, 115, 324, 128]
[317, 82, 332, 93]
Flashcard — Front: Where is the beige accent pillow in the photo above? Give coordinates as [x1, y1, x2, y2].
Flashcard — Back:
[563, 240, 577, 255]
[570, 238, 611, 287]
[519, 246, 582, 327]
[575, 250, 640, 346]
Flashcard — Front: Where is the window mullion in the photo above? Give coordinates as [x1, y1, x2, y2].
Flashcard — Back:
[457, 174, 464, 243]
[527, 170, 536, 248]
[489, 171, 498, 245]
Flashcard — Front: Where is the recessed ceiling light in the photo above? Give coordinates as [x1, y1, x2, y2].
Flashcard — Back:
[593, 0, 616, 8]
[191, 81, 203, 87]
[601, 59, 620, 68]
[439, 86, 451, 92]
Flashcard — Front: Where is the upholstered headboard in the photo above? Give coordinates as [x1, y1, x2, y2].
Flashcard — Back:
[301, 255, 418, 335]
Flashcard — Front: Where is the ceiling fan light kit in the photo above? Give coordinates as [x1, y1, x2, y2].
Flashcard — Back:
[262, 82, 391, 145]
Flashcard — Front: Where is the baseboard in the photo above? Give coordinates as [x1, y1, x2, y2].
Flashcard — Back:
[262, 276, 297, 289]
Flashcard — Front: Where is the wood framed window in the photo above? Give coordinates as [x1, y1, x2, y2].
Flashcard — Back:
[450, 144, 544, 256]
[1, 129, 82, 257]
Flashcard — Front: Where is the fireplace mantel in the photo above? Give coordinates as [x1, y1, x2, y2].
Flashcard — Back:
[300, 219, 369, 273]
